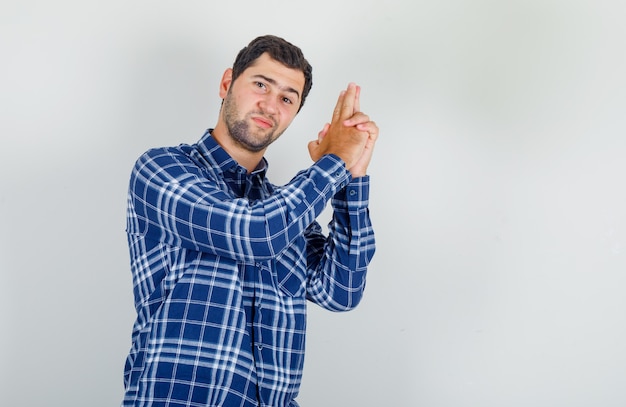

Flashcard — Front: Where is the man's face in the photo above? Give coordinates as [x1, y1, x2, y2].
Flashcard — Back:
[221, 53, 305, 153]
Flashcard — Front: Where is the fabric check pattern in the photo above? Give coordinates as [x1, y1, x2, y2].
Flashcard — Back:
[122, 130, 375, 406]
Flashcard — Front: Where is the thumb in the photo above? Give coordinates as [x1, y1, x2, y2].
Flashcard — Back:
[318, 123, 330, 142]
[308, 139, 320, 161]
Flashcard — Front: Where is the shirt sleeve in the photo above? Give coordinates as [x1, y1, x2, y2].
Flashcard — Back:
[126, 146, 351, 263]
[304, 176, 376, 311]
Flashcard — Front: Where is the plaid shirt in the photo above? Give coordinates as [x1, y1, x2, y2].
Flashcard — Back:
[122, 130, 375, 406]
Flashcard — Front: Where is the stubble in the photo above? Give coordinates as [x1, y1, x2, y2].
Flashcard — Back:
[222, 91, 283, 153]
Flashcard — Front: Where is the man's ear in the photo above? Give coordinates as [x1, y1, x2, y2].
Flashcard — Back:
[219, 68, 234, 99]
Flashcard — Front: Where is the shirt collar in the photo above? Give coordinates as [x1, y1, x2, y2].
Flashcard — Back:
[196, 129, 269, 180]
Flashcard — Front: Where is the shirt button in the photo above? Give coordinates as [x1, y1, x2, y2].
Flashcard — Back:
[349, 189, 357, 196]
[257, 344, 263, 350]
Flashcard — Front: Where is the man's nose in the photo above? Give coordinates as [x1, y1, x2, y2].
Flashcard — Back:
[259, 95, 278, 114]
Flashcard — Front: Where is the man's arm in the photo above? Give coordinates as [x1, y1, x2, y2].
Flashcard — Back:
[127, 150, 350, 264]
[304, 176, 375, 311]
[304, 83, 379, 310]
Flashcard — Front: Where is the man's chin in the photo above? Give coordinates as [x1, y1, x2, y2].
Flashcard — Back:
[237, 134, 275, 153]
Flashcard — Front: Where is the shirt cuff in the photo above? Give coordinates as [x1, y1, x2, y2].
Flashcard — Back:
[314, 154, 352, 191]
[332, 175, 370, 210]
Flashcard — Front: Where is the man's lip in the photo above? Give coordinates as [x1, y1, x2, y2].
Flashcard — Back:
[252, 116, 274, 129]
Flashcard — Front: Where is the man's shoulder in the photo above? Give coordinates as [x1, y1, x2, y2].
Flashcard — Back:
[132, 143, 207, 179]
[138, 143, 192, 160]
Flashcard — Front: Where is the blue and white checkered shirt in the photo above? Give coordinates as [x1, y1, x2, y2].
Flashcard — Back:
[122, 130, 375, 406]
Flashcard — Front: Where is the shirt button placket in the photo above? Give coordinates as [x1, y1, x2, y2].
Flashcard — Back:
[254, 263, 264, 353]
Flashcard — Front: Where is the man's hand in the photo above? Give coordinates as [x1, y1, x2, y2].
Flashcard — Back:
[308, 83, 378, 177]
[308, 83, 369, 169]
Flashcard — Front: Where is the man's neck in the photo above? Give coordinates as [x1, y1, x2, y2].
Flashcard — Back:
[210, 125, 265, 173]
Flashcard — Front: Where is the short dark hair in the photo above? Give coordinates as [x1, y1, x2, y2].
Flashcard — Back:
[231, 35, 313, 112]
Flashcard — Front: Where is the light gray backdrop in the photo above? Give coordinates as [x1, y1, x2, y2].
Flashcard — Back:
[2, 1, 625, 406]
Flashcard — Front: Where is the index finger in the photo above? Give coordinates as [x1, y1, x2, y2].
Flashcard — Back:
[339, 83, 358, 120]
[331, 90, 347, 122]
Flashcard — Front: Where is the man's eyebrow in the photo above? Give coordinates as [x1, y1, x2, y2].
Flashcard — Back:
[252, 74, 301, 100]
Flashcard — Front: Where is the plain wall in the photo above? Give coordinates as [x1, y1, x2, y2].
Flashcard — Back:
[1, 1, 625, 406]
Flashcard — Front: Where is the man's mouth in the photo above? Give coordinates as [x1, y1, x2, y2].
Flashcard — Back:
[251, 116, 274, 129]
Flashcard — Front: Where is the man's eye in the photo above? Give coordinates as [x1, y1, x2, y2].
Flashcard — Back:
[282, 97, 292, 104]
[255, 82, 266, 89]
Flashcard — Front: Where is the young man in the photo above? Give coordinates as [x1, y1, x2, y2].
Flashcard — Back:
[122, 35, 378, 407]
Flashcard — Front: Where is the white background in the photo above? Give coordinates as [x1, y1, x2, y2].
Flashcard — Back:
[2, 1, 625, 406]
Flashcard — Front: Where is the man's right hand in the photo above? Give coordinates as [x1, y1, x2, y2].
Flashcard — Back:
[309, 83, 378, 177]
[308, 83, 370, 170]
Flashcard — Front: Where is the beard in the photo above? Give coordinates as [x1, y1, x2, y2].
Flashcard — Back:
[222, 91, 285, 153]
